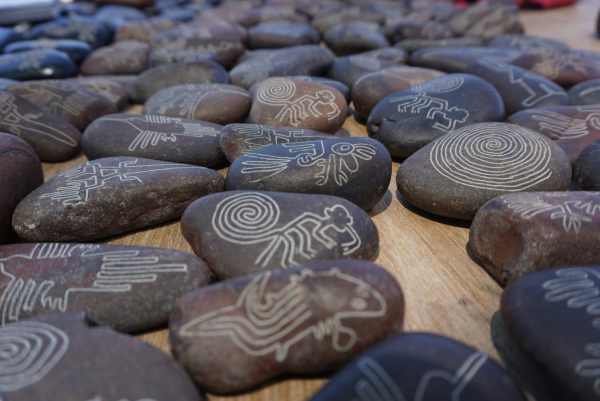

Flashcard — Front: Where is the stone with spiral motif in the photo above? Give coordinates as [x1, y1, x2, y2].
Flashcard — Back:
[0, 313, 204, 401]
[397, 123, 571, 220]
[169, 259, 403, 394]
[181, 191, 379, 279]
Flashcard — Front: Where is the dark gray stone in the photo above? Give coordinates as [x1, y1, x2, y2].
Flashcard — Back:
[569, 79, 600, 106]
[4, 39, 92, 64]
[324, 21, 389, 55]
[248, 21, 320, 49]
[0, 50, 77, 81]
[409, 46, 522, 73]
[28, 16, 114, 49]
[574, 141, 600, 190]
[328, 47, 407, 88]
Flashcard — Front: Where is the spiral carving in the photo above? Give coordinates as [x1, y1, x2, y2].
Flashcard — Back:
[212, 192, 281, 243]
[429, 123, 553, 191]
[412, 75, 465, 94]
[0, 321, 69, 393]
[256, 78, 296, 106]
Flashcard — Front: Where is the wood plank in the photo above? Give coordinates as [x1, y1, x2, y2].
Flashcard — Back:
[39, 2, 600, 399]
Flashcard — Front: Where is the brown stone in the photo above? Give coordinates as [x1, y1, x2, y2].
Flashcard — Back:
[248, 21, 320, 49]
[323, 21, 389, 55]
[80, 40, 150, 75]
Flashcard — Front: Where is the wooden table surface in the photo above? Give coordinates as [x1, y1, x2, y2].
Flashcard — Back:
[41, 2, 600, 400]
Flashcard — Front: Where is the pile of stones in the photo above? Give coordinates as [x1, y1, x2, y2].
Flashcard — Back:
[0, 0, 599, 399]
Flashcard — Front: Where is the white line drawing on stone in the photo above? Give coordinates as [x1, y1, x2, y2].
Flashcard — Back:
[101, 114, 219, 152]
[529, 48, 588, 80]
[179, 267, 386, 362]
[390, 93, 469, 133]
[478, 60, 565, 107]
[211, 192, 361, 268]
[228, 124, 323, 153]
[15, 84, 87, 118]
[579, 85, 600, 97]
[504, 197, 600, 234]
[0, 321, 68, 394]
[542, 268, 600, 395]
[429, 123, 553, 191]
[353, 352, 488, 401]
[0, 92, 77, 147]
[0, 244, 188, 325]
[531, 109, 600, 140]
[410, 76, 465, 94]
[240, 140, 377, 186]
[39, 158, 197, 206]
[256, 78, 341, 127]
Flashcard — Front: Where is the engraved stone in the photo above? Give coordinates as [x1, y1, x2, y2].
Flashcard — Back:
[74, 76, 131, 110]
[0, 243, 211, 332]
[81, 40, 150, 76]
[0, 134, 43, 243]
[219, 123, 329, 162]
[0, 49, 77, 80]
[0, 313, 204, 401]
[0, 91, 81, 162]
[144, 84, 251, 125]
[574, 141, 600, 190]
[397, 123, 572, 220]
[248, 21, 320, 49]
[328, 47, 407, 88]
[569, 79, 600, 106]
[309, 333, 525, 401]
[352, 66, 445, 122]
[4, 39, 92, 64]
[249, 77, 347, 133]
[170, 259, 404, 394]
[291, 75, 350, 102]
[509, 105, 600, 163]
[367, 74, 505, 159]
[12, 157, 224, 242]
[469, 192, 600, 285]
[501, 266, 600, 401]
[131, 61, 229, 103]
[181, 191, 379, 278]
[323, 21, 389, 55]
[226, 137, 391, 210]
[82, 113, 227, 168]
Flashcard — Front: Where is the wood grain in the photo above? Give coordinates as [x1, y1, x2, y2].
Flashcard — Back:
[40, 2, 600, 399]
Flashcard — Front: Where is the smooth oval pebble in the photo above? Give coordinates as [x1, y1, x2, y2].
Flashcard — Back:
[13, 156, 224, 242]
[323, 21, 389, 55]
[367, 74, 505, 159]
[248, 20, 320, 49]
[181, 190, 379, 278]
[509, 105, 600, 163]
[395, 37, 484, 52]
[469, 191, 600, 286]
[0, 78, 15, 90]
[82, 113, 227, 168]
[249, 77, 347, 133]
[328, 47, 407, 88]
[0, 49, 77, 80]
[488, 34, 569, 52]
[0, 243, 212, 332]
[501, 267, 600, 401]
[74, 76, 131, 110]
[574, 141, 600, 190]
[81, 40, 150, 76]
[309, 333, 525, 401]
[94, 4, 146, 29]
[28, 16, 114, 49]
[226, 137, 391, 210]
[352, 66, 445, 121]
[144, 84, 251, 125]
[410, 46, 522, 73]
[0, 313, 204, 401]
[4, 39, 92, 64]
[7, 80, 117, 130]
[446, 1, 523, 39]
[569, 79, 600, 106]
[0, 134, 43, 243]
[466, 60, 569, 115]
[132, 61, 229, 103]
[170, 259, 404, 394]
[385, 19, 454, 42]
[219, 123, 329, 162]
[114, 17, 175, 43]
[0, 90, 81, 162]
[397, 123, 572, 220]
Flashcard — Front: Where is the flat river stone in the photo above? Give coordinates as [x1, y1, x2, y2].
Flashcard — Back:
[81, 40, 150, 75]
[469, 191, 600, 286]
[4, 39, 92, 63]
[0, 313, 203, 401]
[0, 49, 77, 80]
[132, 60, 229, 103]
[13, 156, 224, 242]
[248, 21, 320, 49]
[574, 141, 600, 190]
[328, 47, 407, 88]
[226, 137, 391, 210]
[367, 74, 505, 159]
[219, 123, 329, 162]
[28, 16, 114, 48]
[0, 134, 43, 243]
[0, 91, 81, 162]
[309, 333, 525, 401]
[74, 76, 131, 110]
[7, 80, 117, 130]
[144, 84, 251, 125]
[170, 259, 404, 394]
[249, 77, 347, 133]
[502, 266, 600, 401]
[397, 123, 572, 220]
[323, 21, 389, 55]
[181, 191, 379, 278]
[82, 113, 226, 168]
[569, 79, 600, 106]
[0, 243, 211, 332]
[352, 66, 445, 122]
[509, 105, 600, 163]
[410, 46, 522, 73]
